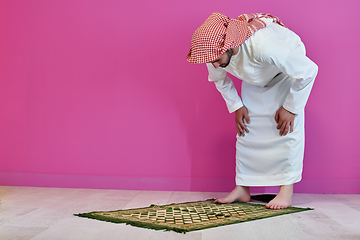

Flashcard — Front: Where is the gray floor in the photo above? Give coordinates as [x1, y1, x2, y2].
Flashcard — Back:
[0, 186, 359, 240]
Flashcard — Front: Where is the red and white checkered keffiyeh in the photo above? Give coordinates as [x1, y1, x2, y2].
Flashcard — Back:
[187, 12, 285, 64]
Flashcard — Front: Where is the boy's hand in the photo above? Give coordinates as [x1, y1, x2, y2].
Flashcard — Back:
[275, 106, 295, 136]
[235, 106, 250, 137]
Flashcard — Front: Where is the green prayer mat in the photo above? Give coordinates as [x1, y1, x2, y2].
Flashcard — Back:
[75, 199, 312, 233]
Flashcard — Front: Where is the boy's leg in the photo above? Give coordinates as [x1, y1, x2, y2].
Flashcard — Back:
[265, 184, 293, 209]
[214, 185, 251, 203]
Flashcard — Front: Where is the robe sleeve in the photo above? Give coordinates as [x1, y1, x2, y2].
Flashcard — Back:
[255, 35, 318, 114]
[206, 63, 244, 113]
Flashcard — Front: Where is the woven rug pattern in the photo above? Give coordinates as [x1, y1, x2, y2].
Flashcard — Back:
[75, 199, 312, 233]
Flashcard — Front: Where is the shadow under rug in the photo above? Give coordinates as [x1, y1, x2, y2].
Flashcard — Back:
[75, 198, 312, 233]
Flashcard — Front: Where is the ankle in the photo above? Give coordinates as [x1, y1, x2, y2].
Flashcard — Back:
[279, 185, 293, 196]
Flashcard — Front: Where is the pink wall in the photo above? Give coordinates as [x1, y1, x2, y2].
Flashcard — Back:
[0, 0, 359, 194]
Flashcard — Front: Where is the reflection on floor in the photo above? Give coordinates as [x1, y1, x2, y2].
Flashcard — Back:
[0, 186, 359, 240]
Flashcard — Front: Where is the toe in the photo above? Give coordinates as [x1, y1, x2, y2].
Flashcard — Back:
[265, 203, 273, 209]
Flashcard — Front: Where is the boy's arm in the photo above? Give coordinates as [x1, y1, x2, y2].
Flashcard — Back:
[206, 63, 244, 113]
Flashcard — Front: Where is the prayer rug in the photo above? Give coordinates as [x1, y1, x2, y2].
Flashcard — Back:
[75, 199, 312, 233]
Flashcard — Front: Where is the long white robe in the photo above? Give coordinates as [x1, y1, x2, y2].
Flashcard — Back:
[207, 20, 318, 186]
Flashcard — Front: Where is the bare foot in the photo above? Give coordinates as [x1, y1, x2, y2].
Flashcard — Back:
[214, 185, 250, 204]
[265, 185, 293, 209]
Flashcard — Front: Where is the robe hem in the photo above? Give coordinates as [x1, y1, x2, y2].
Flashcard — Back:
[235, 172, 302, 186]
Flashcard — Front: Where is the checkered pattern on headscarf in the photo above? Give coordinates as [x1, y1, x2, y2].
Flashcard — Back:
[187, 12, 285, 64]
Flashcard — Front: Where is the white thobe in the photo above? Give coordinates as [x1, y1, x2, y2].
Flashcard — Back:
[207, 20, 318, 186]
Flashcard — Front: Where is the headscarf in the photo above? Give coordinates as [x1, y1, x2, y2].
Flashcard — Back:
[186, 12, 285, 64]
